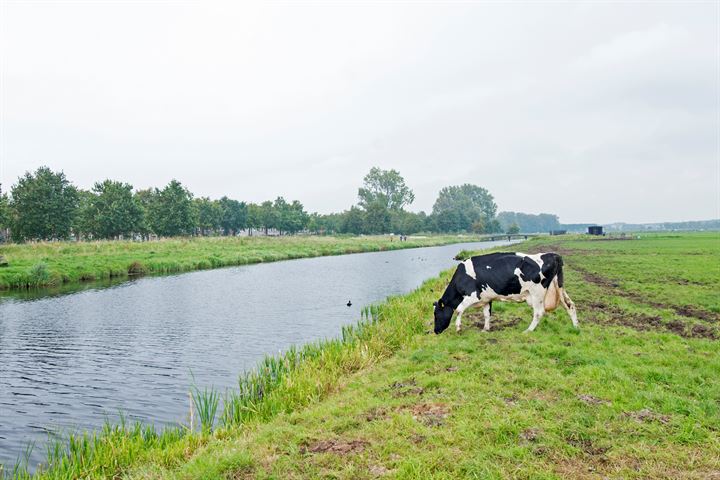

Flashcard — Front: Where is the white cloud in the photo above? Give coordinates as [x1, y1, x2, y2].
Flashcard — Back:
[574, 23, 687, 70]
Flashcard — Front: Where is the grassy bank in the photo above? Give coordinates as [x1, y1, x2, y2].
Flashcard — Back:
[6, 233, 719, 479]
[0, 234, 479, 291]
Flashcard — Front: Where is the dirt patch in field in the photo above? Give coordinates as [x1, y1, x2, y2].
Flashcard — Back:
[573, 265, 720, 324]
[519, 428, 541, 443]
[301, 439, 369, 455]
[676, 305, 718, 322]
[389, 379, 425, 397]
[623, 409, 671, 425]
[369, 464, 392, 477]
[666, 319, 687, 335]
[363, 406, 390, 422]
[580, 270, 621, 289]
[552, 457, 612, 479]
[403, 402, 451, 427]
[409, 433, 426, 445]
[464, 311, 522, 331]
[584, 301, 719, 340]
[565, 435, 610, 456]
[554, 457, 719, 480]
[577, 394, 611, 406]
[227, 466, 256, 480]
[689, 324, 718, 339]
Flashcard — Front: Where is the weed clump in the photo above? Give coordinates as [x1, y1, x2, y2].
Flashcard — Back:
[28, 262, 50, 287]
[191, 386, 220, 433]
[127, 261, 147, 276]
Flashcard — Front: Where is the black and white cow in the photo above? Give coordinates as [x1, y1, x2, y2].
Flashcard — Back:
[433, 252, 578, 334]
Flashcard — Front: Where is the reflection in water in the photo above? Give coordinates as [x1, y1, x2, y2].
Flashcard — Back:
[0, 240, 515, 466]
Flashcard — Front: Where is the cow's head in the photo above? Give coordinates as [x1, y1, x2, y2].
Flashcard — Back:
[433, 299, 453, 334]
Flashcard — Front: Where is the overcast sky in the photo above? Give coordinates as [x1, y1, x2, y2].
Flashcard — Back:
[1, 1, 718, 224]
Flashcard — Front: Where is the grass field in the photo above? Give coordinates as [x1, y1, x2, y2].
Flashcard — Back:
[0, 234, 479, 292]
[6, 232, 719, 479]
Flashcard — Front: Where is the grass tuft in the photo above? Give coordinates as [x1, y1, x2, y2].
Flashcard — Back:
[191, 387, 220, 434]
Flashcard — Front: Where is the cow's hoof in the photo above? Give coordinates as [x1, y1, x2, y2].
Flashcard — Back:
[482, 328, 490, 332]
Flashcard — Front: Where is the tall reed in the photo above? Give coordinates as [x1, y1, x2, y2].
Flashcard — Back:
[191, 386, 220, 433]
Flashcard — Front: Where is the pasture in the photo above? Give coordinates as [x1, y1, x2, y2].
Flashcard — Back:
[8, 233, 719, 479]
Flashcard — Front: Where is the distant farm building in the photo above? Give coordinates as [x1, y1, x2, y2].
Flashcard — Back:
[588, 226, 604, 235]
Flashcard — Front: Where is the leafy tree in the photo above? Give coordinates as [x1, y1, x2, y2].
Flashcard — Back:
[307, 213, 323, 234]
[323, 213, 344, 234]
[218, 197, 247, 235]
[486, 218, 502, 233]
[308, 212, 342, 234]
[282, 200, 309, 234]
[273, 197, 290, 234]
[506, 222, 520, 234]
[83, 180, 144, 239]
[74, 189, 98, 239]
[390, 210, 427, 235]
[134, 189, 157, 239]
[269, 197, 308, 235]
[148, 180, 195, 237]
[471, 218, 485, 234]
[194, 197, 222, 236]
[363, 200, 391, 234]
[10, 166, 79, 241]
[341, 206, 366, 235]
[246, 203, 262, 235]
[432, 184, 497, 233]
[258, 200, 277, 235]
[358, 167, 415, 211]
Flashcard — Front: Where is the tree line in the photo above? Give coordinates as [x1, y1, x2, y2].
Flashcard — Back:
[0, 166, 545, 243]
[496, 211, 561, 234]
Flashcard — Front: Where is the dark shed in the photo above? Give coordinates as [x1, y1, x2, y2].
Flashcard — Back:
[588, 226, 604, 235]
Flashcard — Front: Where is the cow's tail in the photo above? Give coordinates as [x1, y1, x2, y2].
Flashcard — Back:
[543, 255, 563, 312]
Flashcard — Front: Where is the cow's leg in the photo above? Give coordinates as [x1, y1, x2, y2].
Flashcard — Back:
[455, 294, 479, 332]
[559, 288, 579, 328]
[482, 303, 491, 331]
[525, 296, 545, 332]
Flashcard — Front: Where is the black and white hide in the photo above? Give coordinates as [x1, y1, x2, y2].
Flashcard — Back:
[433, 252, 578, 334]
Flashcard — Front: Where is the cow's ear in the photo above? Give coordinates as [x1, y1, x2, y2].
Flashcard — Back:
[433, 301, 438, 307]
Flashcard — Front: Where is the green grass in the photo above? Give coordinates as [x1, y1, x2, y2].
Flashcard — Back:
[0, 234, 480, 292]
[5, 232, 719, 479]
